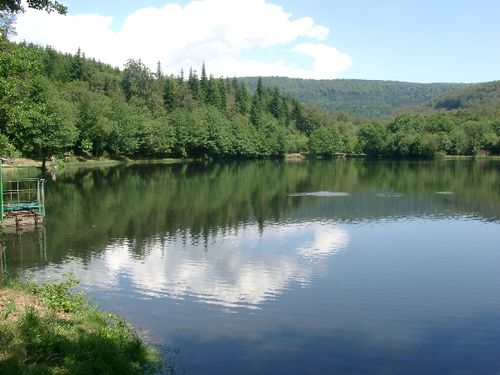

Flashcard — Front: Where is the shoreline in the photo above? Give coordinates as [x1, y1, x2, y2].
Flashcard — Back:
[0, 275, 164, 373]
[1, 154, 499, 170]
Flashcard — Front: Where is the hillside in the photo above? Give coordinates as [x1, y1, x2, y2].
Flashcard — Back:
[0, 39, 498, 162]
[0, 39, 321, 162]
[432, 80, 500, 110]
[239, 77, 467, 117]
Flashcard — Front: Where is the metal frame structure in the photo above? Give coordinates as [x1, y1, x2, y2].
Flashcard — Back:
[0, 161, 46, 229]
[2, 178, 46, 216]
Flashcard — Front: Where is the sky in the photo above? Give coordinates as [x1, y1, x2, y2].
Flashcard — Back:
[12, 0, 500, 82]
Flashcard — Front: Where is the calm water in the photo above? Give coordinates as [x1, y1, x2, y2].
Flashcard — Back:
[2, 160, 500, 374]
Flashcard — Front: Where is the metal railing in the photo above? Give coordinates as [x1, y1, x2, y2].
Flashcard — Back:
[2, 178, 46, 216]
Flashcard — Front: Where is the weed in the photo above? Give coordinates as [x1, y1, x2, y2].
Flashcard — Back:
[0, 299, 15, 319]
[0, 275, 164, 374]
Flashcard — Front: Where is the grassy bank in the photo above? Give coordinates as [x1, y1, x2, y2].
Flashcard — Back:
[0, 275, 163, 374]
[1, 157, 187, 169]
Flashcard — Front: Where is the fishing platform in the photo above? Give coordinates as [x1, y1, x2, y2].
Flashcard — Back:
[0, 161, 46, 231]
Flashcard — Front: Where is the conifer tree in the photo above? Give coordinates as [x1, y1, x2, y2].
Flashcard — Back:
[205, 75, 219, 106]
[155, 61, 163, 80]
[235, 82, 249, 115]
[268, 87, 282, 119]
[163, 78, 176, 113]
[187, 68, 200, 99]
[69, 47, 89, 81]
[250, 94, 262, 126]
[200, 62, 208, 97]
[217, 78, 227, 111]
[256, 77, 264, 101]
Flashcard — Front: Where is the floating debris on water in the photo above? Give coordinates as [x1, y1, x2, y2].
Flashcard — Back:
[289, 191, 350, 197]
[376, 192, 404, 198]
[435, 191, 454, 195]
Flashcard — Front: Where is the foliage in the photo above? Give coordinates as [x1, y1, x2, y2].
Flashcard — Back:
[0, 39, 498, 162]
[29, 273, 82, 312]
[0, 40, 311, 161]
[240, 76, 466, 117]
[0, 133, 17, 156]
[433, 81, 500, 110]
[0, 276, 163, 374]
[0, 11, 16, 39]
[11, 159, 498, 269]
[4, 76, 78, 165]
[1, 0, 67, 14]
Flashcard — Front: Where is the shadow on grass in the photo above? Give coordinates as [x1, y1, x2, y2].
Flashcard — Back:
[0, 276, 169, 374]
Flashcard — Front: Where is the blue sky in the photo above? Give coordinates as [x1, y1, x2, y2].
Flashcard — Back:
[14, 0, 500, 82]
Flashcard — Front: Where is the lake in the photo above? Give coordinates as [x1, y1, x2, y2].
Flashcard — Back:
[3, 159, 500, 374]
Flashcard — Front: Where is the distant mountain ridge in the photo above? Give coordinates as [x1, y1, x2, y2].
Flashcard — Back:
[432, 80, 500, 110]
[238, 77, 468, 117]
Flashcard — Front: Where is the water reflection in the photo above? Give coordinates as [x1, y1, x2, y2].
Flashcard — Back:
[37, 222, 349, 310]
[1, 229, 47, 277]
[376, 192, 404, 197]
[3, 160, 500, 374]
[289, 191, 350, 197]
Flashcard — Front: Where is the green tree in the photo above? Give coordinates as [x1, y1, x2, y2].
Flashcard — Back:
[67, 82, 113, 157]
[122, 59, 154, 103]
[217, 78, 227, 111]
[297, 106, 323, 135]
[200, 62, 208, 98]
[163, 78, 176, 113]
[187, 68, 199, 100]
[255, 77, 264, 101]
[6, 77, 78, 167]
[308, 126, 343, 157]
[235, 82, 249, 115]
[1, 0, 67, 14]
[106, 98, 141, 156]
[204, 75, 219, 107]
[358, 123, 387, 156]
[138, 117, 174, 157]
[463, 120, 489, 155]
[0, 133, 17, 156]
[69, 47, 90, 81]
[250, 94, 262, 126]
[155, 61, 163, 80]
[0, 11, 16, 39]
[268, 87, 282, 120]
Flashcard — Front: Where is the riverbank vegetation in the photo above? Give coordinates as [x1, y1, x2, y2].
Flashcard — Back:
[0, 38, 499, 162]
[0, 275, 163, 374]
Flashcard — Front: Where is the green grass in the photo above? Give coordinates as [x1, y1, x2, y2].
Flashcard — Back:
[0, 275, 164, 374]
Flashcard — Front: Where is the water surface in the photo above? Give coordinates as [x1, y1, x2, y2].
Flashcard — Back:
[3, 160, 500, 374]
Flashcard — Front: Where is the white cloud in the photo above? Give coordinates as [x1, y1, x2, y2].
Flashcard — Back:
[292, 43, 352, 78]
[14, 0, 351, 79]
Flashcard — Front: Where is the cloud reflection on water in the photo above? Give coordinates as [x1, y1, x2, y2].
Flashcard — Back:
[77, 222, 349, 310]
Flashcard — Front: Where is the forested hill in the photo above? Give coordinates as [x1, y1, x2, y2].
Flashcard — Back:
[0, 39, 330, 163]
[432, 80, 500, 110]
[0, 39, 498, 162]
[239, 77, 467, 117]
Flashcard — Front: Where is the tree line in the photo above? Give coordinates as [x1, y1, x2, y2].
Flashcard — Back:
[240, 77, 466, 117]
[0, 39, 499, 164]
